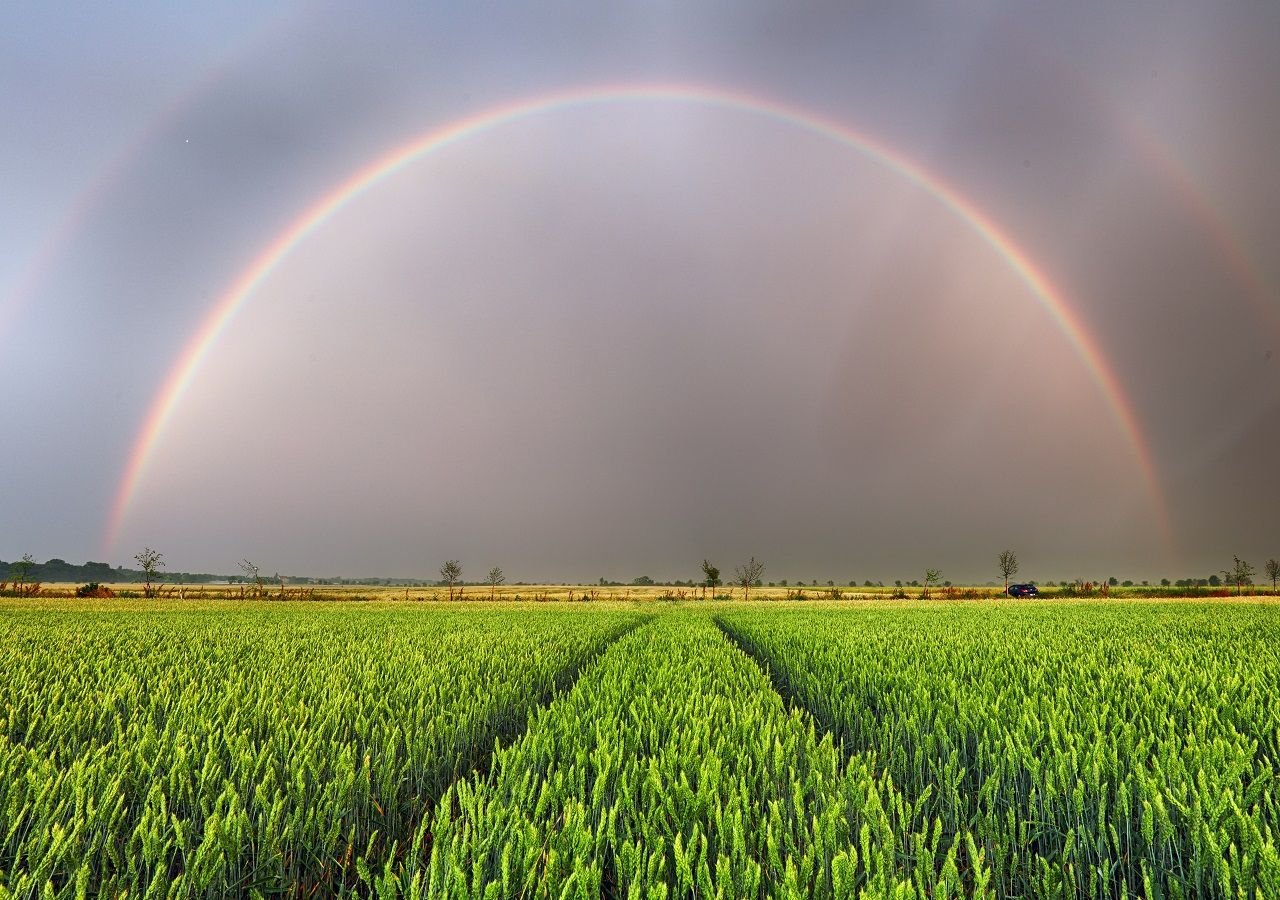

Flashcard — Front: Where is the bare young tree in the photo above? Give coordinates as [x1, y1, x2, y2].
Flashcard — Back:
[1267, 558, 1280, 592]
[998, 550, 1019, 596]
[486, 566, 505, 602]
[923, 568, 942, 600]
[1221, 555, 1255, 596]
[239, 559, 263, 598]
[734, 556, 765, 602]
[700, 559, 721, 600]
[134, 547, 165, 599]
[440, 560, 462, 601]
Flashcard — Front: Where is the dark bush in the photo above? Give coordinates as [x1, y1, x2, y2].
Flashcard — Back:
[75, 582, 115, 598]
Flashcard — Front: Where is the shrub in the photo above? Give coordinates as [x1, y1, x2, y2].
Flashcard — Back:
[74, 583, 115, 598]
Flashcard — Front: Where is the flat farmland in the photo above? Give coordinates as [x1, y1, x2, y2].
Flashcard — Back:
[1, 599, 1277, 898]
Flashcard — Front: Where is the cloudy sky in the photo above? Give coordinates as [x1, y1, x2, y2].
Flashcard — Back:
[3, 2, 1277, 583]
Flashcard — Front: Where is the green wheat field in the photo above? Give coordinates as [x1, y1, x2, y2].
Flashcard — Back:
[1, 599, 1277, 898]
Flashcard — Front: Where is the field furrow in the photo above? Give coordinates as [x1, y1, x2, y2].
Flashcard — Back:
[717, 603, 1280, 899]
[374, 615, 990, 899]
[0, 603, 642, 897]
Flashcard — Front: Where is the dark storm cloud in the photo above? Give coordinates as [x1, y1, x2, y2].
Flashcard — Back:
[3, 2, 1278, 583]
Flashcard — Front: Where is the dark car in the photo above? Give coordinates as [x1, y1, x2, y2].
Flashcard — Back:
[1008, 583, 1039, 598]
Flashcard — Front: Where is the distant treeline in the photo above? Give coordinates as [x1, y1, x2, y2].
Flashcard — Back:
[0, 558, 231, 585]
[1, 558, 441, 587]
[4, 557, 1275, 594]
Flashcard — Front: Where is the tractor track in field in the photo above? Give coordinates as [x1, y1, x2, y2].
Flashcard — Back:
[427, 615, 656, 900]
[338, 615, 653, 899]
[449, 614, 651, 787]
[712, 615, 994, 899]
[712, 616, 845, 742]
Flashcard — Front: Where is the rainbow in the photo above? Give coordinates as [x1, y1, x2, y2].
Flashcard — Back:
[103, 82, 1176, 553]
[0, 4, 302, 346]
[1124, 121, 1280, 338]
[1021, 26, 1280, 342]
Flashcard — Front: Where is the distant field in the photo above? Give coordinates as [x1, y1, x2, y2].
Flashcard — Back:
[11, 581, 908, 602]
[1, 599, 1277, 897]
[11, 581, 1277, 602]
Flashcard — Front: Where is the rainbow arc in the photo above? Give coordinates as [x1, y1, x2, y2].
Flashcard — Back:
[103, 83, 1175, 553]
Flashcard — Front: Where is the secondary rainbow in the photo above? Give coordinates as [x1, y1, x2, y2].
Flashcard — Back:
[0, 5, 303, 347]
[104, 82, 1176, 553]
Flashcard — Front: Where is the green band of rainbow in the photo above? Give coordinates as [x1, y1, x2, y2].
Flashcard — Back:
[104, 82, 1174, 554]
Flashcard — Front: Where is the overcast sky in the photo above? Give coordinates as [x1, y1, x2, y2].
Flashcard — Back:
[3, 2, 1277, 583]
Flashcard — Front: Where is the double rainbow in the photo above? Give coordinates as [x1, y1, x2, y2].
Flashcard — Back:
[103, 82, 1175, 553]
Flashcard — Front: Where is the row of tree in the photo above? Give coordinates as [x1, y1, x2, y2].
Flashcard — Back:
[998, 551, 1279, 596]
[9, 548, 166, 599]
[8, 549, 1280, 599]
[0, 551, 223, 591]
[697, 557, 767, 600]
[436, 560, 507, 601]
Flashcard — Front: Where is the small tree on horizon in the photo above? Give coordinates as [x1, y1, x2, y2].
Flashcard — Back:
[700, 560, 721, 600]
[998, 550, 1018, 595]
[239, 559, 263, 598]
[734, 557, 765, 602]
[9, 553, 35, 596]
[486, 566, 505, 601]
[1221, 555, 1255, 596]
[1267, 558, 1280, 592]
[440, 560, 462, 601]
[923, 568, 942, 600]
[134, 547, 164, 599]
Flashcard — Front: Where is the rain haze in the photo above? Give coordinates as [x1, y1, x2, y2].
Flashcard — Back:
[3, 3, 1278, 584]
